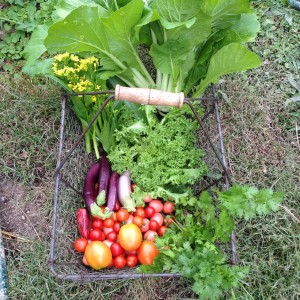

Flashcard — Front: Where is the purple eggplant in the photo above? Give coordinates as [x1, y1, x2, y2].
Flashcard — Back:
[83, 162, 103, 217]
[106, 172, 119, 212]
[96, 154, 111, 206]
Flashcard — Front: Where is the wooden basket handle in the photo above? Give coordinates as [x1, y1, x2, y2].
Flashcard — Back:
[114, 85, 184, 108]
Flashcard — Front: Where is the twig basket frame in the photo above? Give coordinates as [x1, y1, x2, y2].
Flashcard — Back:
[48, 86, 237, 282]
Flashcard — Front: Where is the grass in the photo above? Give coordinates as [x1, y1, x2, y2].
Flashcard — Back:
[1, 0, 300, 299]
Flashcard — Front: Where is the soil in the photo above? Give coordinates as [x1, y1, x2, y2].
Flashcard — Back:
[0, 174, 51, 252]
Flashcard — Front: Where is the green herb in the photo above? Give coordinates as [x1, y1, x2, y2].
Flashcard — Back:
[139, 184, 284, 299]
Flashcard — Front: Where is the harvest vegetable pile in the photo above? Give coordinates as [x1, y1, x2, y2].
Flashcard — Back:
[23, 0, 286, 299]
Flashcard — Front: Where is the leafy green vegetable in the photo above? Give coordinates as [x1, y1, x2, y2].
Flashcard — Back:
[139, 184, 284, 299]
[108, 105, 208, 196]
[24, 0, 261, 96]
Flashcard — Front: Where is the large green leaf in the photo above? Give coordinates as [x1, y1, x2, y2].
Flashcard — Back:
[22, 25, 48, 65]
[193, 43, 261, 97]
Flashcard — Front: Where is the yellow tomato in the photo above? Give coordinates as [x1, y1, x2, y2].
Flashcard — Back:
[84, 241, 112, 270]
[118, 224, 142, 251]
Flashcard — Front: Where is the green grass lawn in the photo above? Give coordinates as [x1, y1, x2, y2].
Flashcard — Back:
[1, 1, 299, 299]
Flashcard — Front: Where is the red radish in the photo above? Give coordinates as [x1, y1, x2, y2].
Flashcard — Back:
[158, 226, 167, 237]
[143, 195, 152, 203]
[149, 220, 160, 231]
[150, 213, 164, 227]
[126, 214, 134, 224]
[76, 208, 91, 239]
[149, 200, 163, 213]
[103, 239, 113, 248]
[145, 206, 155, 218]
[103, 226, 114, 235]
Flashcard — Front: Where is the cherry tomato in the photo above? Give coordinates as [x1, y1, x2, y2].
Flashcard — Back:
[112, 212, 118, 222]
[149, 200, 163, 213]
[114, 255, 126, 269]
[137, 241, 159, 265]
[114, 200, 120, 211]
[144, 230, 158, 242]
[74, 237, 88, 253]
[143, 195, 153, 203]
[89, 229, 103, 241]
[157, 226, 167, 237]
[126, 214, 133, 224]
[113, 221, 121, 233]
[103, 218, 114, 228]
[126, 255, 138, 267]
[163, 202, 175, 214]
[110, 242, 124, 257]
[141, 218, 150, 233]
[84, 241, 112, 270]
[118, 224, 142, 251]
[149, 220, 160, 231]
[102, 226, 114, 236]
[134, 207, 146, 218]
[145, 206, 155, 218]
[116, 208, 130, 222]
[132, 216, 143, 227]
[82, 255, 89, 266]
[150, 213, 164, 227]
[92, 219, 103, 230]
[124, 250, 137, 256]
[107, 231, 118, 242]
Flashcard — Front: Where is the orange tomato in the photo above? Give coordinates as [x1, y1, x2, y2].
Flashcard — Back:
[137, 241, 159, 265]
[118, 224, 142, 251]
[84, 241, 112, 270]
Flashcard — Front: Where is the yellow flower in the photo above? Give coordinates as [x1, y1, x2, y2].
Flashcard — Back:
[54, 52, 70, 62]
[92, 96, 97, 102]
[70, 54, 79, 62]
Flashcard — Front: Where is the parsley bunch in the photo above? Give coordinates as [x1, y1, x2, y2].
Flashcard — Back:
[139, 184, 284, 299]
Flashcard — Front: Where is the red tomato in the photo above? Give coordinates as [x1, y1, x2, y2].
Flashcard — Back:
[102, 226, 114, 236]
[116, 208, 130, 222]
[118, 224, 142, 251]
[141, 218, 150, 233]
[145, 206, 155, 218]
[114, 255, 126, 269]
[157, 226, 167, 237]
[132, 216, 143, 227]
[137, 241, 159, 265]
[103, 218, 114, 228]
[144, 230, 158, 242]
[74, 237, 88, 253]
[107, 231, 118, 242]
[134, 207, 146, 218]
[143, 195, 153, 203]
[150, 213, 164, 227]
[114, 200, 120, 211]
[92, 219, 103, 230]
[149, 200, 163, 213]
[89, 229, 103, 241]
[84, 241, 112, 270]
[163, 202, 175, 214]
[124, 250, 137, 256]
[149, 220, 160, 231]
[113, 221, 121, 233]
[110, 242, 124, 257]
[126, 255, 138, 267]
[112, 212, 118, 222]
